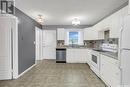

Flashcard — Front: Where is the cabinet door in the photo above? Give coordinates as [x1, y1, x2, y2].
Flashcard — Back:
[77, 49, 87, 63]
[100, 55, 120, 87]
[86, 49, 91, 65]
[83, 28, 87, 40]
[110, 8, 127, 38]
[84, 27, 98, 40]
[67, 49, 88, 63]
[73, 49, 79, 62]
[57, 28, 65, 40]
[84, 28, 92, 40]
[73, 49, 83, 63]
[66, 49, 71, 63]
[66, 49, 75, 63]
[92, 28, 98, 40]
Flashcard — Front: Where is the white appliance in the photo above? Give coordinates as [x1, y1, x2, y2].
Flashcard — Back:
[91, 43, 118, 77]
[119, 15, 130, 87]
[91, 50, 100, 77]
[0, 15, 18, 80]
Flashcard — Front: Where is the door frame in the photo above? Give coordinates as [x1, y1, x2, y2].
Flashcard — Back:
[35, 27, 43, 61]
[42, 30, 56, 59]
[12, 17, 19, 79]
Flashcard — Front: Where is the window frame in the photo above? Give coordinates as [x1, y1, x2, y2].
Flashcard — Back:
[68, 31, 79, 45]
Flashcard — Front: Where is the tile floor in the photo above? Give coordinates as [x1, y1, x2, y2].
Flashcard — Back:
[0, 60, 107, 87]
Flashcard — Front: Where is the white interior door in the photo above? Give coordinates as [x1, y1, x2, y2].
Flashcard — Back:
[0, 17, 12, 80]
[42, 30, 56, 59]
[35, 27, 43, 61]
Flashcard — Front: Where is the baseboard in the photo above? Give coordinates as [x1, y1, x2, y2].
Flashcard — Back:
[56, 61, 66, 63]
[66, 61, 87, 63]
[17, 64, 36, 78]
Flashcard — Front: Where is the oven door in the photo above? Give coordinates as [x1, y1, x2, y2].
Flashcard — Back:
[91, 54, 99, 69]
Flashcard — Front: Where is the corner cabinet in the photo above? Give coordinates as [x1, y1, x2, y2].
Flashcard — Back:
[84, 27, 98, 40]
[100, 54, 121, 87]
[57, 28, 65, 40]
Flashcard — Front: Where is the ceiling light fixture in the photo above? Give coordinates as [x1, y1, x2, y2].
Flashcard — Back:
[37, 15, 44, 24]
[72, 18, 80, 25]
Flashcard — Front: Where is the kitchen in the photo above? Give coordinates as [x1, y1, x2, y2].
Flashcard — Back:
[41, 5, 128, 87]
[0, 0, 130, 87]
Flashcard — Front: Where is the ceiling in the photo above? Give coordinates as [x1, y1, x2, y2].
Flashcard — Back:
[15, 0, 128, 25]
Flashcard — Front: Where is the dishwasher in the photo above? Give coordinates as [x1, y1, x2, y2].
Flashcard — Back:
[56, 48, 66, 63]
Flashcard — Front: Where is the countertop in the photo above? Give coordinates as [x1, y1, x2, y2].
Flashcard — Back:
[56, 46, 90, 49]
[100, 51, 118, 60]
[92, 48, 118, 60]
[56, 46, 118, 60]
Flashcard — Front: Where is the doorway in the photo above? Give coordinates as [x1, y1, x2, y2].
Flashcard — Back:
[42, 30, 56, 59]
[35, 27, 43, 62]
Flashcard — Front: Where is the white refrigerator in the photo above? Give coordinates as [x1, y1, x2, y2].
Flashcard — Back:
[120, 15, 130, 87]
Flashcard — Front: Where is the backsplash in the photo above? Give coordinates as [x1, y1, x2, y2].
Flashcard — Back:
[57, 38, 119, 48]
[103, 38, 118, 44]
[57, 40, 65, 47]
[84, 38, 119, 48]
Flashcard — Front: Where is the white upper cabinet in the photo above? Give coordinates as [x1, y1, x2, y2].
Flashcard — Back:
[57, 28, 65, 40]
[84, 6, 128, 40]
[84, 27, 98, 40]
[91, 6, 128, 39]
[110, 11, 121, 38]
[84, 27, 92, 40]
[110, 6, 128, 38]
[92, 26, 99, 40]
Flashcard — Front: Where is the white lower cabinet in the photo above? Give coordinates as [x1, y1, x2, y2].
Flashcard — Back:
[86, 49, 92, 66]
[100, 54, 120, 87]
[66, 49, 88, 63]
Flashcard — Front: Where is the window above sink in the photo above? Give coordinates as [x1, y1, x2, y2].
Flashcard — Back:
[69, 31, 79, 45]
[65, 29, 84, 45]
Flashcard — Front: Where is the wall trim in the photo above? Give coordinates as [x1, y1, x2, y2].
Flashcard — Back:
[42, 25, 92, 30]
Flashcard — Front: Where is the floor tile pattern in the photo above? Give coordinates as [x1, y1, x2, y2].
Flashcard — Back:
[0, 60, 107, 87]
